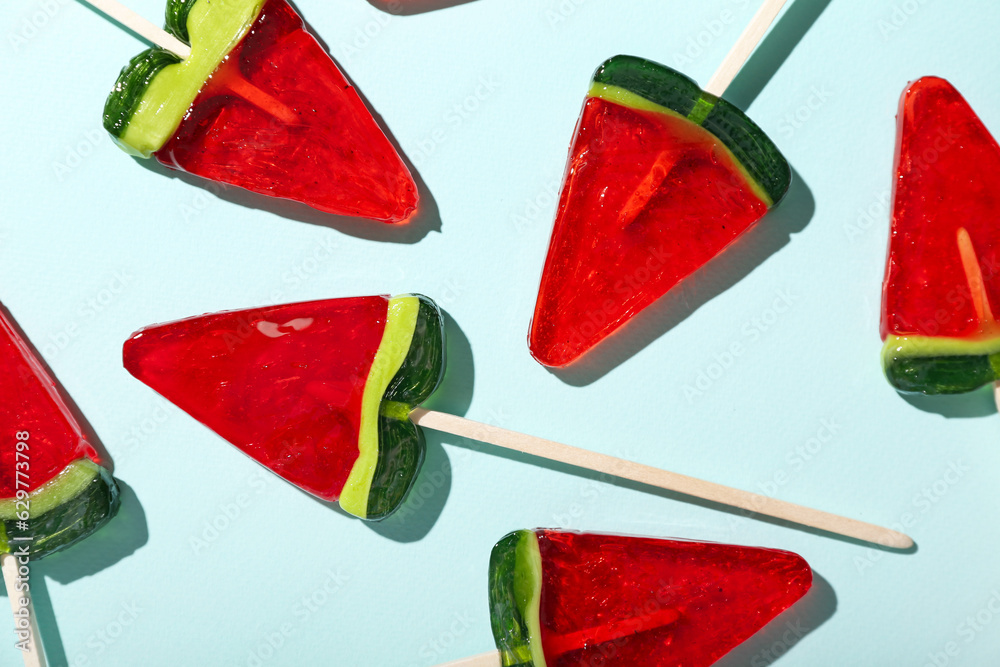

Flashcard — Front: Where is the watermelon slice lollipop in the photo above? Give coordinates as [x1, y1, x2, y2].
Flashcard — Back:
[122, 294, 912, 548]
[123, 295, 444, 521]
[482, 530, 812, 667]
[528, 55, 791, 368]
[881, 77, 1000, 394]
[0, 305, 121, 665]
[103, 0, 418, 223]
[0, 308, 120, 560]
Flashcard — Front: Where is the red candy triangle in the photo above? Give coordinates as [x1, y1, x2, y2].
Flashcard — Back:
[881, 76, 1000, 340]
[536, 531, 812, 666]
[529, 97, 772, 367]
[157, 0, 418, 223]
[122, 297, 390, 500]
[0, 308, 103, 496]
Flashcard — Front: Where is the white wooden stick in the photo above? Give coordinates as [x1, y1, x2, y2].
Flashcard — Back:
[704, 0, 791, 97]
[993, 381, 1000, 412]
[79, 0, 192, 59]
[434, 651, 501, 667]
[411, 409, 914, 550]
[1, 553, 46, 667]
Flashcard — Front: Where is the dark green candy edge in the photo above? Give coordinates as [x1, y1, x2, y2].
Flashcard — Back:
[592, 55, 791, 205]
[165, 0, 198, 43]
[0, 465, 121, 560]
[102, 0, 193, 139]
[366, 296, 446, 520]
[488, 531, 535, 667]
[103, 48, 181, 139]
[885, 353, 1000, 395]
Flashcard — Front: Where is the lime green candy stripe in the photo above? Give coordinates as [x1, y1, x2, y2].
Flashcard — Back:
[883, 334, 1000, 360]
[515, 531, 546, 667]
[0, 459, 100, 520]
[587, 83, 687, 119]
[116, 0, 265, 157]
[339, 296, 420, 519]
[587, 83, 773, 207]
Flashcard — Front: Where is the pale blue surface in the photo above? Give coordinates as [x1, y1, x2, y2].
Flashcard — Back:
[1, 0, 999, 665]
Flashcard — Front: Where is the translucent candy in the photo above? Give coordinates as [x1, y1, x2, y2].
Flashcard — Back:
[489, 530, 812, 667]
[104, 0, 417, 223]
[123, 295, 444, 520]
[0, 308, 120, 559]
[529, 55, 790, 368]
[881, 78, 1000, 394]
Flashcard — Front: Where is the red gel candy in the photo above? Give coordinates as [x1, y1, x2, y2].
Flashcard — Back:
[0, 309, 103, 496]
[157, 0, 418, 223]
[880, 77, 1000, 393]
[536, 531, 813, 666]
[123, 297, 389, 500]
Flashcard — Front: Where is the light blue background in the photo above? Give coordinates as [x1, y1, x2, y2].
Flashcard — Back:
[2, 0, 999, 665]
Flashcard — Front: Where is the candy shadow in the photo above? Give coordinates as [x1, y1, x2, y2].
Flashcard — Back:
[424, 310, 476, 418]
[76, 0, 154, 51]
[366, 0, 479, 14]
[21, 482, 148, 667]
[133, 148, 438, 245]
[12, 574, 59, 666]
[363, 436, 452, 542]
[365, 310, 475, 542]
[898, 386, 998, 419]
[265, 311, 474, 536]
[724, 0, 835, 110]
[714, 571, 837, 667]
[551, 166, 814, 386]
[39, 481, 148, 584]
[450, 436, 916, 552]
[0, 307, 146, 665]
[297, 437, 454, 543]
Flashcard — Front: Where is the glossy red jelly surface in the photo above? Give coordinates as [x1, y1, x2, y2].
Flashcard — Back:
[123, 296, 390, 500]
[882, 77, 1000, 340]
[157, 0, 417, 223]
[0, 309, 102, 496]
[530, 97, 770, 367]
[536, 531, 812, 667]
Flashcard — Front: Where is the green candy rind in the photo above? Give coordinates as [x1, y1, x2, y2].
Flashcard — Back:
[702, 97, 790, 204]
[102, 0, 265, 157]
[368, 418, 426, 521]
[102, 49, 181, 140]
[165, 0, 198, 43]
[0, 460, 120, 560]
[101, 0, 200, 140]
[488, 530, 546, 667]
[383, 297, 446, 408]
[882, 335, 1000, 394]
[592, 56, 703, 117]
[591, 55, 791, 206]
[884, 354, 995, 394]
[366, 297, 446, 521]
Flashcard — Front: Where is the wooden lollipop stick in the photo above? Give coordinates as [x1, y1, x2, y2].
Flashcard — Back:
[545, 608, 680, 656]
[951, 227, 1000, 412]
[1, 553, 47, 667]
[617, 150, 682, 227]
[79, 0, 192, 58]
[704, 0, 791, 97]
[222, 75, 299, 125]
[435, 652, 501, 667]
[410, 409, 914, 550]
